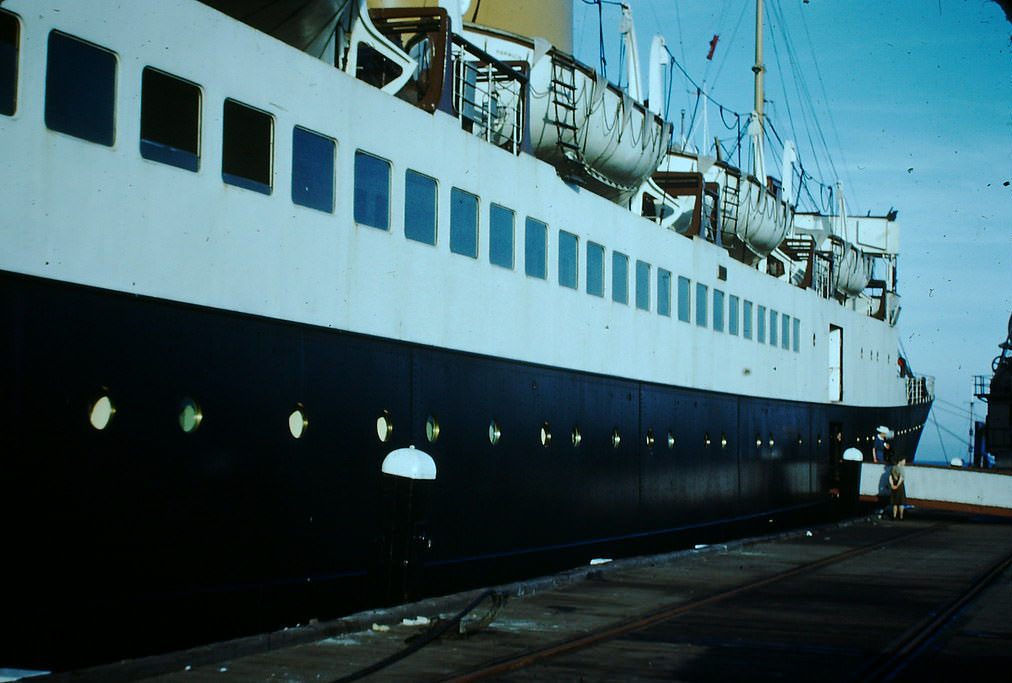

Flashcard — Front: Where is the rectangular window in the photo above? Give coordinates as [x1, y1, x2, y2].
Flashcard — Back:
[713, 289, 725, 332]
[782, 314, 791, 350]
[525, 217, 547, 279]
[636, 261, 650, 311]
[728, 295, 740, 335]
[354, 150, 390, 229]
[45, 31, 116, 146]
[793, 318, 800, 352]
[1, 10, 20, 116]
[612, 251, 629, 304]
[696, 283, 708, 327]
[404, 169, 437, 244]
[757, 304, 767, 343]
[770, 310, 779, 346]
[743, 299, 753, 339]
[450, 187, 479, 257]
[292, 126, 335, 212]
[677, 276, 691, 322]
[586, 241, 605, 297]
[558, 230, 578, 289]
[657, 268, 672, 317]
[140, 68, 200, 172]
[222, 98, 273, 194]
[489, 204, 514, 268]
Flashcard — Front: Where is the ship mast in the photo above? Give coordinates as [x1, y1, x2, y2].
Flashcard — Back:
[750, 0, 766, 181]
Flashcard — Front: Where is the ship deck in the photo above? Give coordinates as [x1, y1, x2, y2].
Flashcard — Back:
[34, 510, 1012, 682]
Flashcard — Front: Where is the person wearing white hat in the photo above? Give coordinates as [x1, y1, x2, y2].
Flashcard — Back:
[872, 426, 891, 463]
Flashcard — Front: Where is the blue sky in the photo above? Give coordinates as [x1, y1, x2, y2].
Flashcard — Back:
[573, 0, 1012, 464]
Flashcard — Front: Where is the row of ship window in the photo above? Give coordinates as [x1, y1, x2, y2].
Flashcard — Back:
[87, 394, 920, 451]
[0, 19, 805, 348]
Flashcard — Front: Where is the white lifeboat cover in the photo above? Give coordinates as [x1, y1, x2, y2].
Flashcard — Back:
[842, 448, 864, 462]
[382, 446, 437, 480]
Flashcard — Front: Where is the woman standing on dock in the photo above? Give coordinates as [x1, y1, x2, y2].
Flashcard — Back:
[889, 463, 906, 520]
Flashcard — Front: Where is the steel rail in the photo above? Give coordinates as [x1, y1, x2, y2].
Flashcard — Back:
[444, 523, 944, 682]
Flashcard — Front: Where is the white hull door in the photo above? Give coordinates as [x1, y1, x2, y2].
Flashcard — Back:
[828, 325, 843, 402]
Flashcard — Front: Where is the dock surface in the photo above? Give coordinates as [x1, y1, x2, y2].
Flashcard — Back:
[49, 514, 1012, 681]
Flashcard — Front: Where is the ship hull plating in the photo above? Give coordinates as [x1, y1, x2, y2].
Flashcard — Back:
[1, 271, 930, 669]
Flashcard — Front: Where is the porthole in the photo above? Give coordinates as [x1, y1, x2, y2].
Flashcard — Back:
[667, 431, 675, 449]
[768, 434, 775, 448]
[179, 397, 203, 433]
[645, 428, 655, 448]
[817, 434, 823, 446]
[488, 419, 501, 445]
[611, 428, 621, 449]
[704, 432, 712, 448]
[540, 422, 552, 447]
[571, 425, 582, 447]
[720, 434, 728, 449]
[288, 405, 308, 439]
[89, 394, 115, 430]
[426, 415, 440, 442]
[797, 435, 803, 446]
[376, 410, 393, 442]
[755, 434, 762, 448]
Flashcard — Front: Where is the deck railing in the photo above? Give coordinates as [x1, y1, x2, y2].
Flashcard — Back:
[906, 375, 934, 405]
[450, 34, 526, 154]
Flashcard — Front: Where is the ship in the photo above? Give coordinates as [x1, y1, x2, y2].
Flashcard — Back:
[973, 310, 1012, 468]
[0, 0, 934, 671]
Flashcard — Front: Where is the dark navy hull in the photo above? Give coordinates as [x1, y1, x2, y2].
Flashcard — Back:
[0, 270, 930, 669]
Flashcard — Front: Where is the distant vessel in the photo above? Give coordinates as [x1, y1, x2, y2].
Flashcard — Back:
[973, 311, 1012, 468]
[0, 0, 933, 670]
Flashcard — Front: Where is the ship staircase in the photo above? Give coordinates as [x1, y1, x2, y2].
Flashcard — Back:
[781, 235, 832, 297]
[720, 170, 742, 246]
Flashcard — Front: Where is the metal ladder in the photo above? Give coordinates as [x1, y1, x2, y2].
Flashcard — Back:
[721, 173, 742, 240]
[548, 58, 580, 158]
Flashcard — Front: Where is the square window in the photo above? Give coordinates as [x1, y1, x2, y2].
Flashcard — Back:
[222, 98, 273, 194]
[636, 261, 650, 311]
[45, 31, 116, 146]
[587, 241, 605, 297]
[612, 252, 629, 304]
[292, 126, 335, 212]
[677, 276, 691, 322]
[450, 187, 478, 257]
[559, 230, 578, 289]
[1, 10, 19, 117]
[728, 295, 739, 335]
[658, 269, 671, 317]
[713, 289, 725, 332]
[757, 305, 767, 343]
[696, 283, 708, 327]
[743, 299, 753, 339]
[404, 169, 437, 244]
[140, 68, 200, 171]
[354, 150, 390, 229]
[525, 217, 547, 279]
[489, 204, 514, 268]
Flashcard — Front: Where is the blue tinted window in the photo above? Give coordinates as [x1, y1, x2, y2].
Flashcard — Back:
[728, 295, 739, 335]
[525, 217, 547, 279]
[757, 304, 766, 342]
[658, 269, 671, 317]
[291, 127, 335, 211]
[782, 314, 791, 349]
[769, 310, 778, 346]
[1, 11, 19, 116]
[489, 204, 514, 268]
[696, 283, 708, 327]
[140, 68, 200, 172]
[559, 230, 578, 289]
[354, 151, 390, 229]
[677, 276, 691, 322]
[587, 241, 605, 296]
[713, 289, 725, 332]
[404, 170, 436, 244]
[635, 261, 650, 311]
[450, 188, 478, 257]
[612, 252, 628, 304]
[793, 317, 800, 352]
[222, 99, 273, 194]
[45, 31, 116, 145]
[743, 300, 753, 339]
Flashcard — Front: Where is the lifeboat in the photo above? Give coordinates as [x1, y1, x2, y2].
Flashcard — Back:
[528, 50, 672, 203]
[829, 235, 873, 297]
